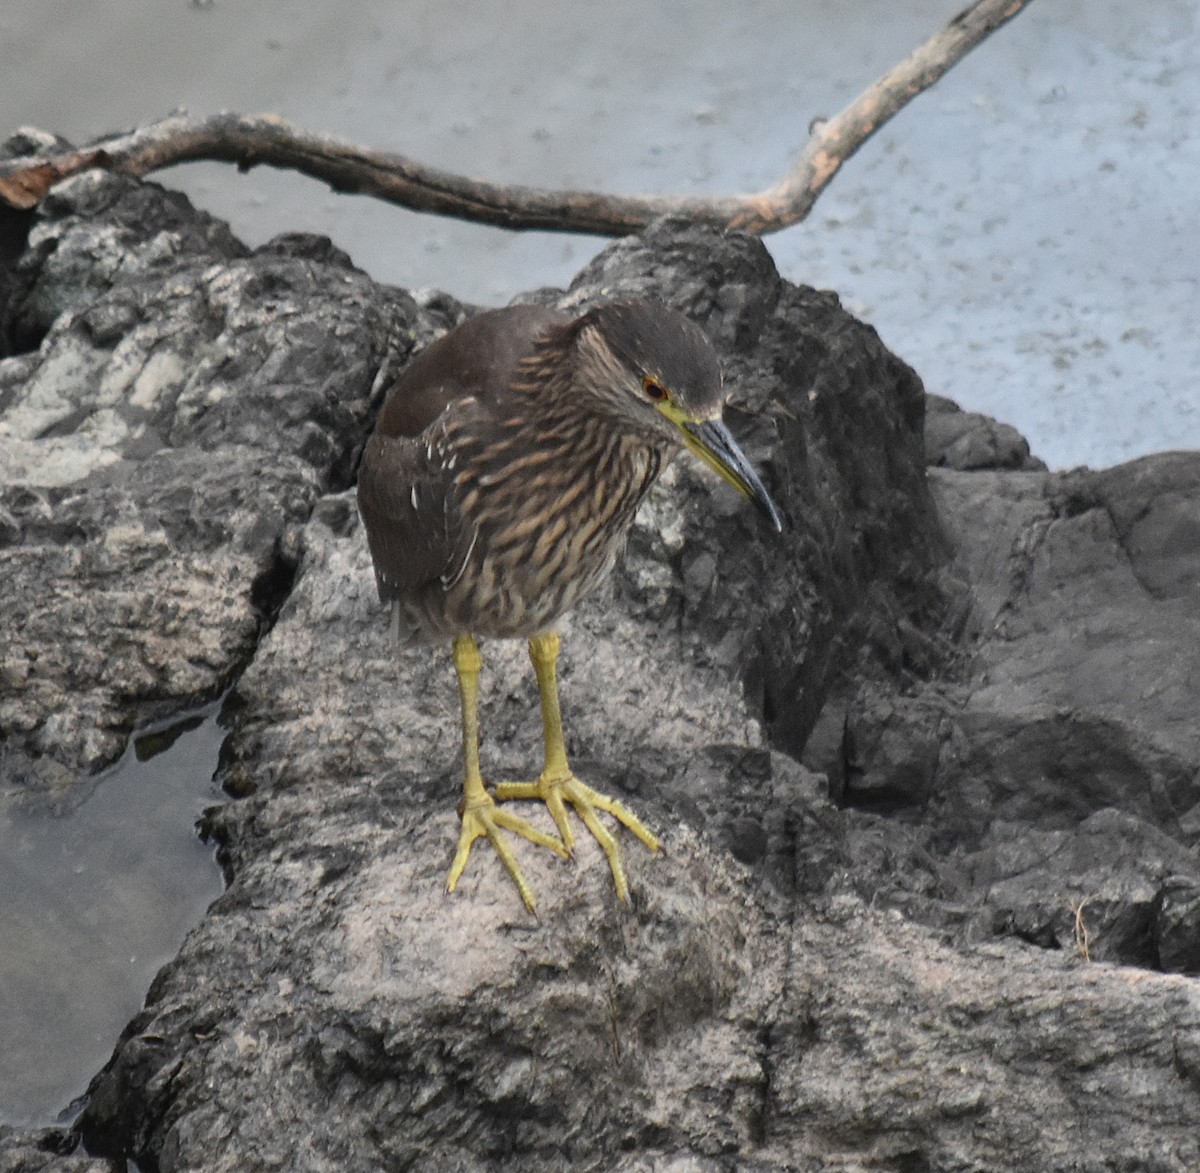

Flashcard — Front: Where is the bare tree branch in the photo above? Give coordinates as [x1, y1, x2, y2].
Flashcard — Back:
[0, 0, 1032, 234]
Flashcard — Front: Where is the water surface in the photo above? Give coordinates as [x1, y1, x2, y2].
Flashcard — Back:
[0, 706, 225, 1127]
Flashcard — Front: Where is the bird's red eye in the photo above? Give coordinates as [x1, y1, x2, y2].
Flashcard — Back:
[642, 376, 668, 402]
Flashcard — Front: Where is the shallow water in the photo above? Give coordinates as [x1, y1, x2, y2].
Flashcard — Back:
[0, 706, 225, 1127]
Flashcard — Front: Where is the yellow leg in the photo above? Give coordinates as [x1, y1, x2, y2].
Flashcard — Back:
[494, 632, 660, 902]
[445, 634, 567, 913]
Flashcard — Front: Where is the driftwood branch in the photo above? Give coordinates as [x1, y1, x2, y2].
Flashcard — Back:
[0, 0, 1031, 235]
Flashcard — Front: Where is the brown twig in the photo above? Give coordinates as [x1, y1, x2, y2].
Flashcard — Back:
[0, 0, 1032, 233]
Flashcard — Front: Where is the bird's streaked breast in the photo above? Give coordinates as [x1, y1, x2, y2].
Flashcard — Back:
[429, 431, 661, 638]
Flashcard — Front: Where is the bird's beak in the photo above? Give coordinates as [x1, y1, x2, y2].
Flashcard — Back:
[678, 417, 783, 533]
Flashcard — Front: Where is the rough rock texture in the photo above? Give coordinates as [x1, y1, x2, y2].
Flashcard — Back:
[924, 392, 1047, 472]
[817, 455, 1200, 975]
[0, 167, 463, 808]
[0, 1125, 111, 1173]
[2, 171, 1199, 1171]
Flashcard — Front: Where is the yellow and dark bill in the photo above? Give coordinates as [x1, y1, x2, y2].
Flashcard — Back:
[678, 417, 783, 532]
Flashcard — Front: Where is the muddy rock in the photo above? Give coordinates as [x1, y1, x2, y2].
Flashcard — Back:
[2, 171, 1199, 1171]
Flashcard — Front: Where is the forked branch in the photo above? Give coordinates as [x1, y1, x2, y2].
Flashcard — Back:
[0, 0, 1031, 234]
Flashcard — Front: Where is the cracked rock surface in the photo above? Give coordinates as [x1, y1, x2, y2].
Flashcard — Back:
[0, 169, 461, 805]
[1, 168, 1198, 1171]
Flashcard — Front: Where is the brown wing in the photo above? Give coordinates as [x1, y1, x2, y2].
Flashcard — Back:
[374, 304, 569, 439]
[356, 303, 569, 604]
[356, 424, 467, 604]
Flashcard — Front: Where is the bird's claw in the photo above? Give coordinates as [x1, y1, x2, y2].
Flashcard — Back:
[446, 792, 568, 914]
[494, 772, 660, 903]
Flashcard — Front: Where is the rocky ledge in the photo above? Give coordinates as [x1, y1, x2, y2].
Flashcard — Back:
[1, 155, 1198, 1172]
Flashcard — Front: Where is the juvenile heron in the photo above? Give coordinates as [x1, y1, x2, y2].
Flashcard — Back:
[357, 299, 781, 912]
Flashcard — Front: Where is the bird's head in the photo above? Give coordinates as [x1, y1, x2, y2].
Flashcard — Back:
[571, 299, 782, 532]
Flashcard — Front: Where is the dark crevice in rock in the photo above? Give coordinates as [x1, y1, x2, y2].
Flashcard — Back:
[130, 708, 210, 762]
[248, 533, 302, 634]
[0, 207, 40, 356]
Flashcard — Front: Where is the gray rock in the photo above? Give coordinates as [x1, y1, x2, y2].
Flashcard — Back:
[957, 808, 1200, 965]
[79, 501, 1200, 1173]
[2, 173, 1199, 1171]
[1157, 876, 1200, 974]
[833, 454, 1200, 975]
[0, 1126, 113, 1173]
[0, 171, 457, 803]
[925, 391, 1048, 471]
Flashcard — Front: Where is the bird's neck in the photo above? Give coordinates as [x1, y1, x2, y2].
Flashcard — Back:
[495, 360, 669, 515]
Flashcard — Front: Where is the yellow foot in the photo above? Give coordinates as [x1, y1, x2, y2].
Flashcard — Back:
[446, 792, 569, 914]
[493, 773, 660, 903]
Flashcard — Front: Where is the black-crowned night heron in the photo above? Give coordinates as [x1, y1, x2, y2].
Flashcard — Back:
[357, 299, 781, 912]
